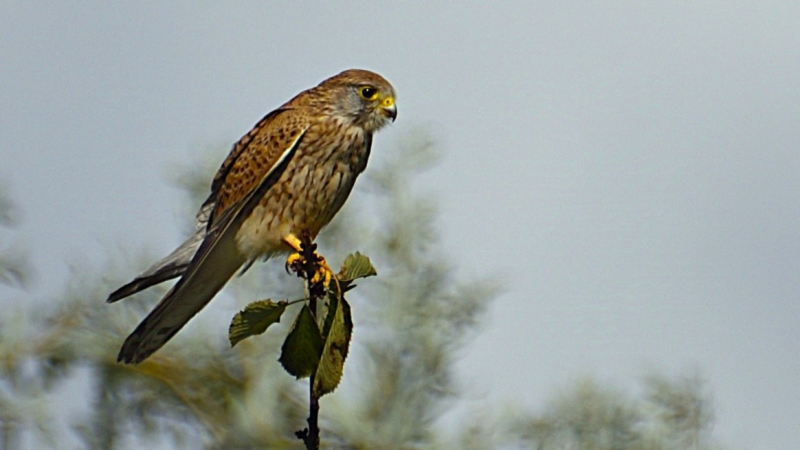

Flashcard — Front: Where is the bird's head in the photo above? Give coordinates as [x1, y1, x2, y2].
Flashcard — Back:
[315, 69, 397, 133]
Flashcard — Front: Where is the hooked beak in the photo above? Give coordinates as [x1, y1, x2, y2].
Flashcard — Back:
[380, 96, 397, 122]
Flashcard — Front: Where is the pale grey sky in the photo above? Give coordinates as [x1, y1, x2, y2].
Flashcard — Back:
[1, 2, 799, 448]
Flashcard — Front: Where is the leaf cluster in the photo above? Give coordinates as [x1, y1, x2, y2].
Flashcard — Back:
[229, 253, 375, 400]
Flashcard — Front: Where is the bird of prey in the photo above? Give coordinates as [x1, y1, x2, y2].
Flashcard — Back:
[108, 69, 396, 364]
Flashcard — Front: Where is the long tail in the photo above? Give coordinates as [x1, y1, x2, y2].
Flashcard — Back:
[106, 227, 205, 303]
[115, 126, 304, 363]
[116, 226, 246, 364]
[107, 199, 215, 302]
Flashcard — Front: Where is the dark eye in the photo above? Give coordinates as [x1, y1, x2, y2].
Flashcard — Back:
[359, 86, 378, 100]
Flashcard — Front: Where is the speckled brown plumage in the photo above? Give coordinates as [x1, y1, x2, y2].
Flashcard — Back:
[110, 69, 396, 364]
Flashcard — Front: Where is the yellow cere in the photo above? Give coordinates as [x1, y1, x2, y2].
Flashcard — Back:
[381, 96, 395, 108]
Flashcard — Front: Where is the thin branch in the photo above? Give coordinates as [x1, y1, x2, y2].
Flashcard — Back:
[290, 230, 324, 450]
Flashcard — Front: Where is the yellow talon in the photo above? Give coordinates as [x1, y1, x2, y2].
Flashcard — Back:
[309, 256, 334, 287]
[284, 233, 334, 288]
[286, 252, 303, 266]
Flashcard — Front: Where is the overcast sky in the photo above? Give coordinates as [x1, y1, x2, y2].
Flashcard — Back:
[1, 2, 799, 448]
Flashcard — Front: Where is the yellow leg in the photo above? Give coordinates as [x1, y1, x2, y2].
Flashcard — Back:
[283, 234, 333, 287]
[283, 234, 304, 253]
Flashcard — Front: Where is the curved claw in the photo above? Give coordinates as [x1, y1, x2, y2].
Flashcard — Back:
[285, 251, 333, 288]
[286, 252, 303, 266]
[285, 252, 297, 274]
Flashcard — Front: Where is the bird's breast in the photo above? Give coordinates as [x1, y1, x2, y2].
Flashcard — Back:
[235, 125, 370, 260]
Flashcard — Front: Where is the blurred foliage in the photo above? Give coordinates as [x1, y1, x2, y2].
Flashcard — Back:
[0, 131, 731, 449]
[495, 373, 724, 450]
[0, 184, 31, 288]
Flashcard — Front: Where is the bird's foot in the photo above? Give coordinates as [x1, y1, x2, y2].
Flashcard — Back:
[286, 251, 333, 288]
[284, 233, 333, 289]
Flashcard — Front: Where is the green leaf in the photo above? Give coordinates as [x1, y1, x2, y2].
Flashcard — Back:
[279, 304, 323, 379]
[312, 296, 353, 397]
[228, 300, 288, 347]
[337, 252, 377, 283]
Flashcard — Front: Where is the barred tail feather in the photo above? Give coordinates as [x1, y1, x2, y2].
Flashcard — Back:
[106, 227, 206, 303]
[116, 229, 245, 364]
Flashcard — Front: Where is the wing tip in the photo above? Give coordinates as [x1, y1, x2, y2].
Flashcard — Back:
[116, 330, 145, 364]
[116, 351, 136, 364]
[116, 312, 186, 365]
[116, 351, 146, 365]
[106, 267, 187, 304]
[106, 286, 132, 304]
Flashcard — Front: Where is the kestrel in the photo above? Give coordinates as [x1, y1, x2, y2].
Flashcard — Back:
[108, 69, 396, 364]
